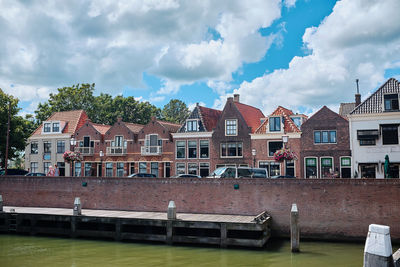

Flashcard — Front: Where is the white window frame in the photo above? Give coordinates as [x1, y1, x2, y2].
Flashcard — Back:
[320, 156, 334, 178]
[199, 139, 210, 159]
[340, 156, 352, 178]
[188, 140, 197, 159]
[176, 140, 186, 159]
[186, 119, 199, 132]
[304, 157, 318, 178]
[220, 142, 243, 158]
[268, 116, 282, 132]
[225, 119, 238, 136]
[176, 162, 186, 175]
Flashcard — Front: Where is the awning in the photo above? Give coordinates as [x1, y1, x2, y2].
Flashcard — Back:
[357, 129, 379, 140]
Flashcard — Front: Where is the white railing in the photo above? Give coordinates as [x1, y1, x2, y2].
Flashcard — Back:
[75, 147, 94, 155]
[141, 146, 162, 155]
[106, 146, 127, 156]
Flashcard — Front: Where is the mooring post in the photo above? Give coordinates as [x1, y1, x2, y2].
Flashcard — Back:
[220, 223, 227, 248]
[290, 203, 300, 252]
[393, 249, 400, 267]
[0, 195, 3, 212]
[364, 224, 394, 267]
[73, 197, 81, 216]
[166, 200, 176, 245]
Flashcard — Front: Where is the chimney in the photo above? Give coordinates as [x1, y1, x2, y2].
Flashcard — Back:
[117, 116, 122, 122]
[233, 94, 240, 102]
[355, 79, 361, 106]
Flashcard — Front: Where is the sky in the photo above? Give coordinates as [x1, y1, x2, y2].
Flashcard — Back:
[1, 0, 400, 117]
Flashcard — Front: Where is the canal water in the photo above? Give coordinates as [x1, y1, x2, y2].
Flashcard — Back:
[0, 234, 394, 266]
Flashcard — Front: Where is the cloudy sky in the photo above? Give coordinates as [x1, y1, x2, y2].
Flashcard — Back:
[1, 0, 400, 116]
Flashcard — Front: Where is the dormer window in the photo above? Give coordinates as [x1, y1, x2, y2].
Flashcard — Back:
[44, 123, 51, 132]
[225, 119, 237, 136]
[269, 117, 281, 132]
[52, 122, 60, 132]
[42, 121, 63, 134]
[384, 94, 399, 111]
[186, 120, 198, 132]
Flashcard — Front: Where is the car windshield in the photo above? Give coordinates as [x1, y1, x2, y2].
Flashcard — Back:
[210, 167, 227, 176]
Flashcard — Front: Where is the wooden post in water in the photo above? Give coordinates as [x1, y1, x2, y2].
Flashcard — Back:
[363, 224, 394, 267]
[291, 203, 300, 252]
[73, 197, 81, 216]
[167, 200, 176, 245]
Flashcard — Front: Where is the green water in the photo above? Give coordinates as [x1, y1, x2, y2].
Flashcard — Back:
[0, 235, 378, 266]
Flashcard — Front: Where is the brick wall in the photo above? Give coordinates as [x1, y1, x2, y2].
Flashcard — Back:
[1, 177, 399, 242]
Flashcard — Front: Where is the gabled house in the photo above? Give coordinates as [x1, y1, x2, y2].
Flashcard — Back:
[172, 104, 222, 177]
[25, 110, 89, 176]
[348, 78, 400, 178]
[301, 106, 351, 178]
[135, 117, 181, 177]
[212, 94, 264, 169]
[252, 106, 306, 177]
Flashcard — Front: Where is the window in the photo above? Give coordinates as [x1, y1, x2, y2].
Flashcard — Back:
[44, 141, 51, 153]
[200, 140, 209, 158]
[176, 141, 186, 158]
[360, 139, 376, 146]
[384, 94, 399, 111]
[187, 120, 198, 132]
[188, 141, 197, 158]
[314, 131, 337, 144]
[320, 158, 333, 178]
[151, 162, 158, 177]
[85, 163, 92, 177]
[360, 164, 376, 178]
[130, 162, 135, 175]
[57, 140, 65, 153]
[57, 162, 65, 176]
[188, 163, 198, 175]
[44, 162, 51, 174]
[30, 162, 38, 173]
[139, 162, 147, 173]
[340, 157, 351, 178]
[117, 162, 124, 177]
[259, 161, 280, 176]
[225, 119, 237, 136]
[165, 162, 171, 177]
[106, 163, 113, 177]
[305, 158, 317, 178]
[357, 130, 379, 146]
[268, 141, 283, 157]
[382, 124, 399, 145]
[286, 161, 295, 177]
[269, 117, 281, 132]
[52, 122, 60, 132]
[220, 142, 242, 158]
[31, 142, 38, 154]
[200, 163, 209, 177]
[113, 136, 123, 147]
[176, 163, 185, 175]
[44, 123, 51, 133]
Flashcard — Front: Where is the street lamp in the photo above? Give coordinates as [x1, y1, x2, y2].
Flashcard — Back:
[99, 150, 104, 177]
[252, 148, 257, 168]
[70, 137, 77, 176]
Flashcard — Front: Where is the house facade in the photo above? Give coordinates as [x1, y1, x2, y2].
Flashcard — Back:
[24, 110, 89, 175]
[348, 78, 400, 178]
[252, 106, 306, 177]
[300, 106, 352, 178]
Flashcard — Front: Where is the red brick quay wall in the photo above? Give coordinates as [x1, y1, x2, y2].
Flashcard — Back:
[1, 177, 399, 242]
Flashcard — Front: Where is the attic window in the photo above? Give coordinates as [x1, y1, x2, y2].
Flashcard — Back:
[44, 123, 51, 132]
[269, 117, 281, 132]
[186, 120, 198, 132]
[52, 122, 60, 132]
[384, 94, 399, 111]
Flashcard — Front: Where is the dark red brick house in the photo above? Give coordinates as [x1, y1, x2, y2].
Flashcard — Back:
[300, 106, 352, 178]
[172, 104, 222, 177]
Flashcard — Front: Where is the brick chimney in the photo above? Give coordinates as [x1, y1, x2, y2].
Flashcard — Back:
[355, 79, 361, 106]
[233, 94, 240, 102]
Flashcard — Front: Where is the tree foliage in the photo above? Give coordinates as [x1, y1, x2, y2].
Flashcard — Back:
[0, 89, 35, 168]
[161, 99, 190, 124]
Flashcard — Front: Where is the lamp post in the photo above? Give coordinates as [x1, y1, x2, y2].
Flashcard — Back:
[99, 150, 104, 177]
[252, 148, 257, 168]
[70, 137, 77, 177]
[282, 135, 289, 175]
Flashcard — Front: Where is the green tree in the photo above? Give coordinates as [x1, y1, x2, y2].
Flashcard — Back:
[161, 99, 190, 124]
[0, 89, 35, 168]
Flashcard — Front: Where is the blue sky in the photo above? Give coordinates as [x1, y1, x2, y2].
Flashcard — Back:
[1, 0, 399, 117]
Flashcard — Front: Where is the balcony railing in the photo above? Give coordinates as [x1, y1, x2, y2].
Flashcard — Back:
[141, 146, 162, 155]
[106, 146, 127, 156]
[75, 147, 94, 155]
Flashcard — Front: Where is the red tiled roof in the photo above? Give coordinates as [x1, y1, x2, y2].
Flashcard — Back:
[157, 120, 181, 133]
[125, 122, 144, 133]
[32, 110, 88, 136]
[234, 102, 265, 133]
[198, 106, 222, 131]
[92, 123, 112, 135]
[255, 106, 306, 134]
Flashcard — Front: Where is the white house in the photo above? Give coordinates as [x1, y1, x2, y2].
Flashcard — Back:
[348, 78, 400, 178]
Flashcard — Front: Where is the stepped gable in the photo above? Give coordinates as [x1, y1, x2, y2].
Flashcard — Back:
[351, 78, 400, 115]
[198, 106, 222, 131]
[254, 106, 302, 134]
[31, 110, 88, 136]
[233, 102, 265, 133]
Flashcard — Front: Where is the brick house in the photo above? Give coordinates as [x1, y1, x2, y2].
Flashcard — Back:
[252, 106, 306, 177]
[135, 117, 181, 177]
[300, 106, 352, 178]
[211, 94, 264, 170]
[25, 110, 89, 176]
[172, 104, 222, 177]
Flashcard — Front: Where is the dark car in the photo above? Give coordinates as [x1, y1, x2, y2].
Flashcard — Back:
[0, 169, 29, 176]
[128, 173, 157, 178]
[25, 172, 46, 176]
[271, 175, 296, 179]
[171, 174, 202, 178]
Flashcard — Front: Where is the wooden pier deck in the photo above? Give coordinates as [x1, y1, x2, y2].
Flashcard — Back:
[0, 206, 271, 248]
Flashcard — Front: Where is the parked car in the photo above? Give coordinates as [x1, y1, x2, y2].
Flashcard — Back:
[0, 169, 29, 176]
[128, 173, 157, 178]
[25, 172, 46, 176]
[271, 175, 296, 179]
[171, 174, 201, 178]
[208, 167, 269, 178]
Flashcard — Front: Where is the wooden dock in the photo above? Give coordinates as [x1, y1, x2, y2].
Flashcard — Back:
[0, 206, 271, 248]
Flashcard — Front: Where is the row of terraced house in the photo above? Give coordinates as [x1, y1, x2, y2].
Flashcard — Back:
[25, 78, 400, 178]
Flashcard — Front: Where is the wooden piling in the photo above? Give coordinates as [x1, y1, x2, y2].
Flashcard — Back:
[291, 203, 300, 252]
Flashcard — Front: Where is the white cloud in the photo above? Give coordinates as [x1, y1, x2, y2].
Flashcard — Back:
[226, 0, 400, 115]
[284, 0, 296, 8]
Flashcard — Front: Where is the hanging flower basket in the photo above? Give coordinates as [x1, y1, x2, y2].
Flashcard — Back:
[273, 148, 297, 162]
[63, 150, 82, 163]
